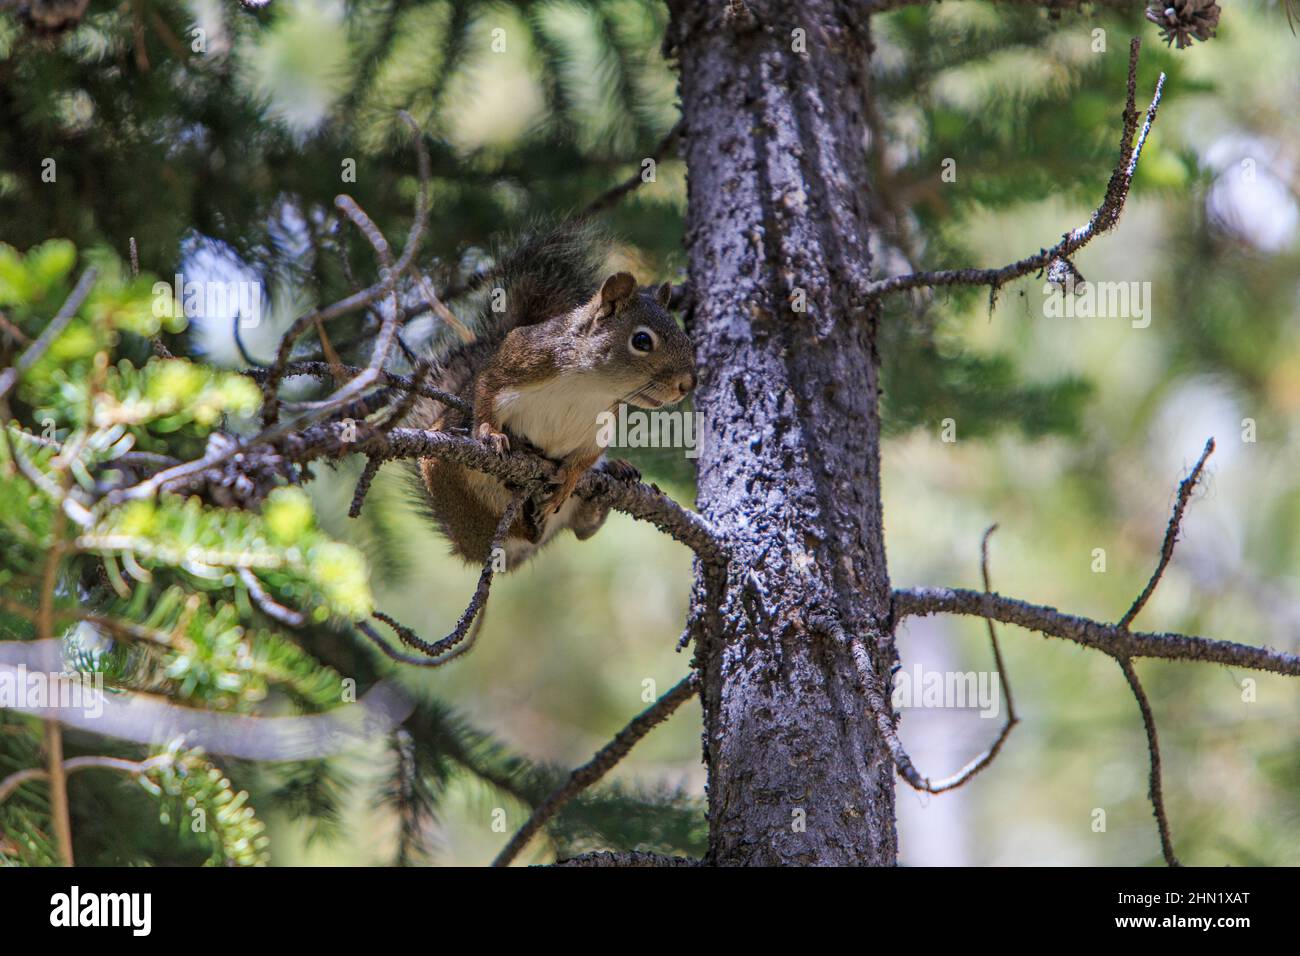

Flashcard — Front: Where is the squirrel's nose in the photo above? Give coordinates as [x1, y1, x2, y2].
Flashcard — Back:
[676, 372, 696, 396]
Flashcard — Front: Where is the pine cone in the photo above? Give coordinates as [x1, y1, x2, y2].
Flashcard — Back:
[1146, 0, 1222, 49]
[189, 433, 297, 511]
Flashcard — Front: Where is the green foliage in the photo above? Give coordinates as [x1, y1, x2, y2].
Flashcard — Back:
[4, 0, 1294, 868]
[0, 223, 701, 864]
[139, 745, 271, 867]
[0, 239, 378, 865]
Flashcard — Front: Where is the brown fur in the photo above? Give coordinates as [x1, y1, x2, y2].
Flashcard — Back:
[406, 227, 695, 570]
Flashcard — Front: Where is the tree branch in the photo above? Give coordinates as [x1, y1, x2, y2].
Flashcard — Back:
[893, 586, 1300, 676]
[357, 496, 521, 664]
[356, 608, 487, 669]
[1105, 440, 1215, 866]
[244, 361, 470, 416]
[491, 672, 700, 867]
[864, 38, 1163, 303]
[1120, 437, 1214, 629]
[281, 423, 724, 562]
[1117, 656, 1179, 865]
[0, 754, 174, 806]
[868, 0, 1139, 13]
[551, 850, 701, 867]
[577, 120, 683, 220]
[811, 520, 1032, 799]
[260, 110, 430, 426]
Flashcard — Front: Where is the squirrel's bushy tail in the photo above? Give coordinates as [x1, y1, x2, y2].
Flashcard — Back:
[486, 220, 608, 332]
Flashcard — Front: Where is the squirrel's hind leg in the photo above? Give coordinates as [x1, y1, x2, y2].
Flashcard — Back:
[540, 450, 602, 515]
[565, 458, 640, 541]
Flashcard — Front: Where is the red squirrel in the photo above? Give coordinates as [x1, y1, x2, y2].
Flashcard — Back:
[407, 225, 696, 570]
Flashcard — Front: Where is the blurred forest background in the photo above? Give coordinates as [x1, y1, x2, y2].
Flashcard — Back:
[1, 0, 1298, 865]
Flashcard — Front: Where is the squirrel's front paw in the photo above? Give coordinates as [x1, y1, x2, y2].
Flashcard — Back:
[477, 422, 510, 455]
[602, 458, 641, 483]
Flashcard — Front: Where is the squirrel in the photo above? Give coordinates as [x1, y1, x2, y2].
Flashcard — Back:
[406, 224, 696, 570]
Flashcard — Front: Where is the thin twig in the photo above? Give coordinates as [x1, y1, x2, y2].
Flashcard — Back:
[1108, 441, 1214, 866]
[412, 270, 474, 344]
[356, 608, 488, 669]
[244, 361, 469, 415]
[348, 457, 383, 518]
[43, 721, 73, 866]
[38, 509, 73, 865]
[981, 525, 1017, 723]
[491, 672, 700, 867]
[238, 567, 306, 628]
[260, 111, 431, 426]
[820, 610, 1014, 794]
[1119, 437, 1215, 630]
[834, 618, 945, 793]
[869, 0, 1134, 11]
[0, 754, 174, 806]
[365, 496, 521, 661]
[864, 39, 1163, 302]
[1117, 656, 1180, 866]
[818, 526, 1021, 794]
[0, 268, 98, 400]
[577, 120, 683, 220]
[0, 311, 31, 345]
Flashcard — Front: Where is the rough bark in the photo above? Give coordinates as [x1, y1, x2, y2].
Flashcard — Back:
[668, 0, 896, 865]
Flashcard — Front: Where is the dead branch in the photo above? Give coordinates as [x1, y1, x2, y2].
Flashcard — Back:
[894, 439, 1283, 863]
[893, 586, 1300, 676]
[291, 423, 724, 562]
[822, 525, 1022, 794]
[1117, 656, 1179, 865]
[362, 495, 520, 663]
[260, 111, 430, 427]
[1120, 437, 1214, 629]
[491, 672, 700, 867]
[348, 456, 383, 519]
[356, 606, 487, 669]
[981, 525, 1018, 724]
[868, 0, 1138, 12]
[577, 120, 684, 220]
[239, 567, 306, 628]
[245, 360, 469, 414]
[1106, 439, 1216, 866]
[864, 38, 1163, 303]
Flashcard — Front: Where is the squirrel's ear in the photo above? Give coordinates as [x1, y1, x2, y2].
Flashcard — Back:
[655, 281, 672, 308]
[598, 272, 636, 315]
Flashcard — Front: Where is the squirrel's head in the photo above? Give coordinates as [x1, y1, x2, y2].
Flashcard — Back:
[583, 272, 696, 409]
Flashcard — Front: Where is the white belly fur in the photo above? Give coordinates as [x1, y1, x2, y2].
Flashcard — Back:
[494, 374, 613, 462]
[487, 375, 616, 565]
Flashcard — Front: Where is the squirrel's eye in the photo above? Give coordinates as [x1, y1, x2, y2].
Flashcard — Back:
[630, 330, 656, 354]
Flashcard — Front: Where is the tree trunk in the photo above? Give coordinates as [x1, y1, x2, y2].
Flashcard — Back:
[668, 2, 896, 865]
